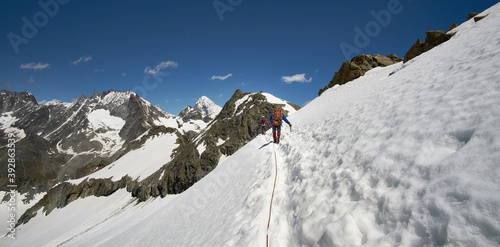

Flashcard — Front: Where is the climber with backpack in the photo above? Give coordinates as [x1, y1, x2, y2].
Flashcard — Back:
[269, 107, 292, 143]
[260, 115, 269, 135]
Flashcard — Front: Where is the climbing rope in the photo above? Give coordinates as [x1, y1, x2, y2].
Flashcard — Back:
[266, 142, 278, 247]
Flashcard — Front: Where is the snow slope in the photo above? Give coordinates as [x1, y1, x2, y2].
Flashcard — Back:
[2, 3, 500, 246]
[261, 92, 297, 113]
[69, 132, 179, 184]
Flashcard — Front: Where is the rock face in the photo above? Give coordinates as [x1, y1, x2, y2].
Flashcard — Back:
[318, 54, 402, 96]
[403, 31, 454, 63]
[17, 176, 132, 226]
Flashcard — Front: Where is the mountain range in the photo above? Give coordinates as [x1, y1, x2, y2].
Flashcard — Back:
[0, 89, 216, 192]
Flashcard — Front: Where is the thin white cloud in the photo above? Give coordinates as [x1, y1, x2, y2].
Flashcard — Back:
[3, 82, 11, 90]
[144, 61, 178, 75]
[281, 73, 312, 84]
[164, 99, 169, 103]
[72, 55, 92, 65]
[20, 62, 50, 70]
[211, 73, 232, 80]
[121, 73, 127, 77]
[94, 69, 104, 73]
[28, 76, 35, 83]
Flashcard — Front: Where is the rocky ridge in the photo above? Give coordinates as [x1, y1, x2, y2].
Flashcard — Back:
[319, 11, 489, 96]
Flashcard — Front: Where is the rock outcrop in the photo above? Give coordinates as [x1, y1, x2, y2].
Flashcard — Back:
[318, 54, 402, 96]
[403, 31, 454, 63]
[17, 176, 132, 226]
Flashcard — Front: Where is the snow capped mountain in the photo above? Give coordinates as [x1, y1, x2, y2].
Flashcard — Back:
[178, 95, 222, 124]
[194, 96, 222, 120]
[0, 89, 182, 195]
[2, 3, 500, 246]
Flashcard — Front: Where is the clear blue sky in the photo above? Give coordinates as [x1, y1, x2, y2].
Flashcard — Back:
[1, 0, 497, 114]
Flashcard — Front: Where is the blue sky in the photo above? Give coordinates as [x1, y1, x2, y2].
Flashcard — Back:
[1, 0, 497, 114]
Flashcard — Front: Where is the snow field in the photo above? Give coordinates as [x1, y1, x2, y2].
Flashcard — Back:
[0, 112, 26, 140]
[87, 109, 126, 130]
[87, 109, 126, 155]
[274, 5, 500, 245]
[70, 132, 179, 184]
[67, 135, 278, 246]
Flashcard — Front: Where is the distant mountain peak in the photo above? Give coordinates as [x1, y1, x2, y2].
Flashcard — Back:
[194, 96, 222, 119]
[178, 96, 222, 123]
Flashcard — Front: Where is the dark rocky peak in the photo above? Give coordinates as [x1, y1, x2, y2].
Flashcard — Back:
[91, 90, 101, 99]
[0, 90, 38, 113]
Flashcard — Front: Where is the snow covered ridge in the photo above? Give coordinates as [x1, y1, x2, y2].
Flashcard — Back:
[3, 2, 499, 246]
[233, 91, 299, 116]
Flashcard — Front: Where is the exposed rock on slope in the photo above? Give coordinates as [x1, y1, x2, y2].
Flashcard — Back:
[403, 31, 454, 63]
[318, 54, 402, 96]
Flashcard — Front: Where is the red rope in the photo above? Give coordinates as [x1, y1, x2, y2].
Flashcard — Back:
[266, 143, 278, 247]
